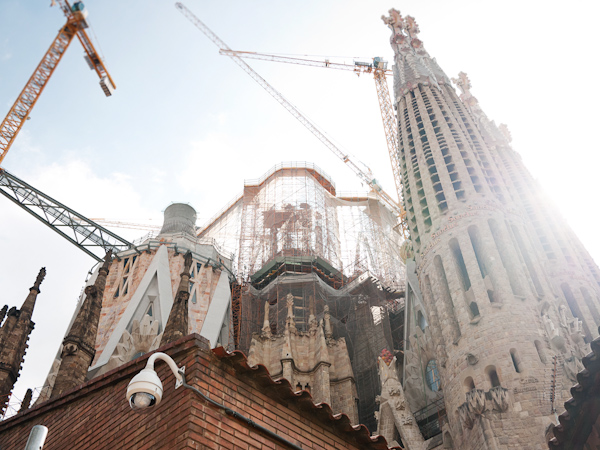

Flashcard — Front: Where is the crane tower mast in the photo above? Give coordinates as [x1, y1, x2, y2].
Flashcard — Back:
[176, 3, 407, 235]
[218, 50, 407, 233]
[0, 1, 115, 166]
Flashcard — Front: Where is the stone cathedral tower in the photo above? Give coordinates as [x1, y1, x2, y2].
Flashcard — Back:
[383, 9, 600, 450]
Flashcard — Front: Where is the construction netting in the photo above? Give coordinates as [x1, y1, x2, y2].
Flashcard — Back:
[199, 162, 405, 290]
[199, 162, 407, 432]
[240, 272, 404, 431]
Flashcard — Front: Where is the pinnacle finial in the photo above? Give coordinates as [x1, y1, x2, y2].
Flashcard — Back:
[100, 250, 113, 273]
[382, 8, 403, 28]
[184, 251, 193, 273]
[452, 72, 472, 96]
[404, 16, 420, 38]
[32, 267, 46, 292]
[499, 124, 513, 143]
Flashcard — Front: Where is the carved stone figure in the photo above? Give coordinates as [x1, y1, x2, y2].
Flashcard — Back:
[558, 305, 569, 330]
[261, 301, 272, 337]
[375, 353, 425, 450]
[466, 389, 486, 416]
[543, 313, 559, 339]
[458, 403, 474, 430]
[564, 351, 584, 383]
[488, 386, 510, 412]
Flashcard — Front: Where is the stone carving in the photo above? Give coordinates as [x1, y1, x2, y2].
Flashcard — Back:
[261, 301, 272, 337]
[488, 386, 510, 412]
[564, 351, 584, 383]
[544, 304, 590, 382]
[498, 124, 512, 143]
[376, 353, 425, 449]
[558, 305, 569, 330]
[570, 332, 587, 360]
[101, 315, 162, 374]
[394, 398, 406, 411]
[389, 387, 402, 397]
[403, 349, 428, 409]
[466, 389, 486, 416]
[323, 304, 333, 339]
[458, 403, 474, 430]
[543, 313, 559, 339]
[285, 293, 296, 332]
[458, 386, 510, 430]
[381, 8, 449, 98]
[466, 353, 478, 366]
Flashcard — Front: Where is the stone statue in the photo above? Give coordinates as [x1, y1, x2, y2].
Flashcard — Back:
[261, 301, 272, 337]
[543, 313, 559, 339]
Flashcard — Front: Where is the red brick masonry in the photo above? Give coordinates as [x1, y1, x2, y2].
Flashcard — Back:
[0, 334, 395, 450]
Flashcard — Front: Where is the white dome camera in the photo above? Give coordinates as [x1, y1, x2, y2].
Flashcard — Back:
[127, 367, 164, 411]
[126, 352, 184, 413]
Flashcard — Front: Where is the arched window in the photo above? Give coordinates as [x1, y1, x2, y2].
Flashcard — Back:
[417, 310, 427, 332]
[485, 365, 501, 387]
[534, 340, 547, 364]
[464, 376, 475, 393]
[469, 301, 480, 318]
[426, 360, 441, 392]
[510, 348, 522, 373]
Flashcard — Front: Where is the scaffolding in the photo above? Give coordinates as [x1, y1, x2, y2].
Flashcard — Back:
[199, 162, 405, 290]
[199, 162, 406, 431]
[240, 272, 400, 431]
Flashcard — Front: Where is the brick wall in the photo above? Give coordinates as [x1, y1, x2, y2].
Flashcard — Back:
[0, 334, 392, 450]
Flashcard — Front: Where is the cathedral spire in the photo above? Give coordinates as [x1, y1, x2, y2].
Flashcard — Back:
[20, 267, 46, 319]
[381, 9, 450, 99]
[162, 252, 193, 345]
[51, 251, 112, 399]
[0, 267, 45, 413]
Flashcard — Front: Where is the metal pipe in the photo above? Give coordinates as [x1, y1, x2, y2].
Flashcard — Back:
[24, 425, 48, 450]
[180, 371, 303, 450]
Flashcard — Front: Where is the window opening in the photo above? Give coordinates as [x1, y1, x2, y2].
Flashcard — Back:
[464, 376, 475, 392]
[486, 366, 501, 387]
[417, 310, 427, 332]
[449, 238, 471, 291]
[509, 348, 522, 373]
[426, 360, 441, 392]
[534, 340, 547, 364]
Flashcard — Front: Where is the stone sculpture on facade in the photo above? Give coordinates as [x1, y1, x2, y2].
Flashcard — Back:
[162, 251, 194, 344]
[247, 296, 358, 424]
[375, 350, 425, 450]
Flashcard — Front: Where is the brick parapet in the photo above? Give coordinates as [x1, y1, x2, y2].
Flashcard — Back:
[0, 334, 393, 450]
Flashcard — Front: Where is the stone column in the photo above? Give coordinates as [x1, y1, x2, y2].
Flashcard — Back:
[162, 252, 193, 344]
[51, 253, 111, 399]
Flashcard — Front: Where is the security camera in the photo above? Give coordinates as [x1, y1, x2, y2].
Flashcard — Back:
[127, 367, 164, 411]
[126, 352, 184, 413]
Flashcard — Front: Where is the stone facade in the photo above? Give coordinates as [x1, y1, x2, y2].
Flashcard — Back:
[0, 335, 394, 450]
[51, 253, 111, 399]
[248, 295, 359, 423]
[162, 251, 193, 344]
[384, 9, 600, 450]
[38, 204, 235, 398]
[0, 267, 45, 413]
[376, 352, 425, 450]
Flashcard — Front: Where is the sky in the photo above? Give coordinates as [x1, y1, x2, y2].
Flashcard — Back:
[0, 0, 598, 414]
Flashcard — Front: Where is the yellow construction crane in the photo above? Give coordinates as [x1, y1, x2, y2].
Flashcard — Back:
[176, 3, 408, 237]
[219, 50, 405, 232]
[0, 1, 115, 166]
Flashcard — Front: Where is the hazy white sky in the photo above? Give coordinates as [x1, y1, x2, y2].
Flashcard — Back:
[0, 0, 598, 413]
